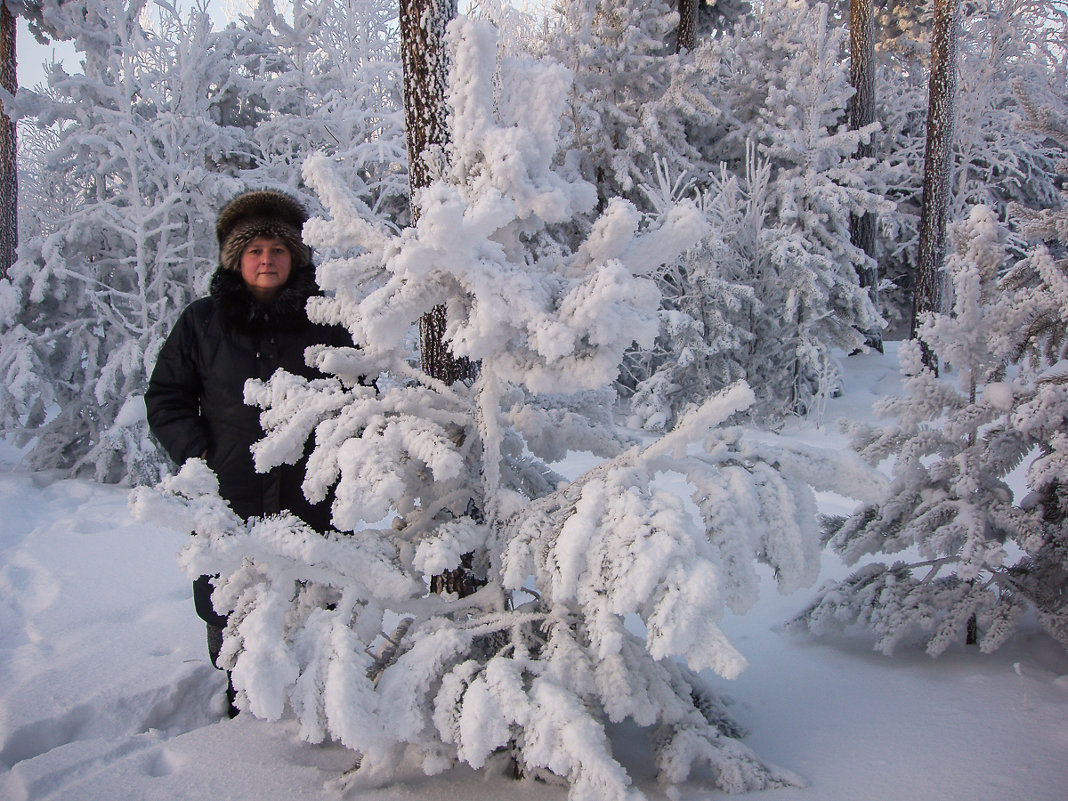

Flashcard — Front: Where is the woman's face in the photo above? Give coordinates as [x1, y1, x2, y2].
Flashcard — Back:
[240, 236, 292, 302]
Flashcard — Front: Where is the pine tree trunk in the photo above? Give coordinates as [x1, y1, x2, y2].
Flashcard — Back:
[0, 2, 17, 280]
[677, 0, 698, 53]
[849, 0, 881, 351]
[399, 0, 477, 598]
[399, 0, 472, 386]
[400, 0, 453, 211]
[912, 0, 959, 363]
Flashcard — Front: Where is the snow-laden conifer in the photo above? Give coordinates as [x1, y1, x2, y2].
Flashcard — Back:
[236, 0, 408, 223]
[791, 194, 1068, 653]
[622, 152, 763, 431]
[749, 1, 886, 412]
[867, 0, 1065, 331]
[538, 0, 683, 206]
[133, 18, 887, 797]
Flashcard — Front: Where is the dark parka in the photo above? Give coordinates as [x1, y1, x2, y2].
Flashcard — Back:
[145, 266, 350, 533]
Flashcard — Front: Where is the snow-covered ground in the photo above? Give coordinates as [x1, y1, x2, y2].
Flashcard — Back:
[2, 343, 1067, 801]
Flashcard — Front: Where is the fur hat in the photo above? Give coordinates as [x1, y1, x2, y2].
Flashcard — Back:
[216, 190, 312, 273]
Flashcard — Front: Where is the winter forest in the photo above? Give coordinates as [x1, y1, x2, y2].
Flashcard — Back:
[1, 0, 1067, 799]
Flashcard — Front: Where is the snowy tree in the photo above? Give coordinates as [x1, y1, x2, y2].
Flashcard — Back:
[132, 18, 886, 798]
[948, 1, 1066, 215]
[849, 0, 879, 346]
[0, 0, 64, 276]
[0, 1, 17, 278]
[0, 0, 62, 276]
[992, 78, 1068, 649]
[398, 0, 476, 390]
[623, 1, 888, 427]
[790, 195, 1068, 654]
[874, 0, 1065, 333]
[14, 89, 73, 242]
[236, 0, 408, 220]
[805, 0, 1066, 335]
[0, 0, 253, 483]
[677, 0, 697, 51]
[539, 0, 696, 209]
[756, 2, 886, 410]
[697, 0, 751, 36]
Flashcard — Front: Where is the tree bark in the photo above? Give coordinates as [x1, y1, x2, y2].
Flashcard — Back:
[400, 0, 453, 214]
[677, 0, 698, 53]
[849, 0, 880, 351]
[399, 0, 477, 598]
[398, 0, 472, 386]
[912, 0, 959, 360]
[849, 2, 876, 271]
[0, 2, 17, 279]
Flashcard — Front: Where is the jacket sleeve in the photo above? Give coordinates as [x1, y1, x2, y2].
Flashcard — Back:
[145, 305, 211, 465]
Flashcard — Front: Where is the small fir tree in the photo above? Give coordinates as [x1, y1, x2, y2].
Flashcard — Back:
[132, 19, 886, 798]
[623, 150, 764, 431]
[791, 201, 1068, 655]
[539, 0, 715, 211]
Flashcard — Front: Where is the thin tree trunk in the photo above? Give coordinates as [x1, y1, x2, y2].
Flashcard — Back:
[399, 0, 453, 213]
[398, 0, 472, 387]
[849, 0, 880, 351]
[677, 0, 698, 53]
[399, 0, 477, 597]
[912, 0, 959, 365]
[0, 1, 17, 279]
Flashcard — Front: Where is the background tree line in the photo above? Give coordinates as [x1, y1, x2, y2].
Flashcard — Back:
[0, 0, 1063, 481]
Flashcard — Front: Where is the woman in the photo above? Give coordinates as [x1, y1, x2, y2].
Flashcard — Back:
[146, 190, 350, 714]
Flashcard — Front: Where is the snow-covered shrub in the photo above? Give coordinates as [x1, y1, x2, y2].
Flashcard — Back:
[133, 18, 887, 798]
[790, 197, 1068, 655]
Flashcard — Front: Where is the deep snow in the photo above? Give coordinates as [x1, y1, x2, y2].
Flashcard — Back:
[1, 342, 1067, 801]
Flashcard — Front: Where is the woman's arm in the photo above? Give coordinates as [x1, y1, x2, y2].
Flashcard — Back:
[145, 306, 211, 465]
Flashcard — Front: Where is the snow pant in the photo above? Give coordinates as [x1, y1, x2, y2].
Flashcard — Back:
[193, 574, 228, 631]
[194, 575, 238, 717]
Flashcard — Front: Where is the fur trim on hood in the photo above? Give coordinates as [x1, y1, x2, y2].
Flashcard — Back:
[210, 265, 320, 334]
